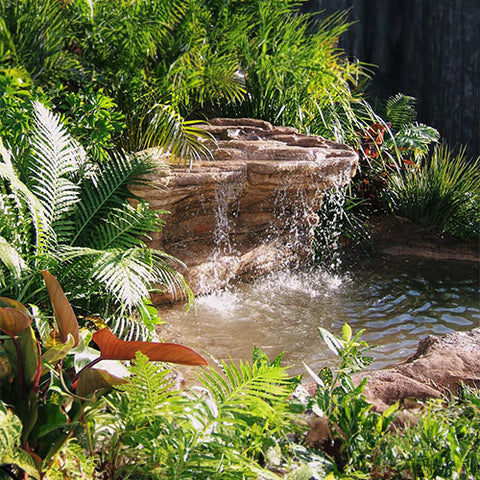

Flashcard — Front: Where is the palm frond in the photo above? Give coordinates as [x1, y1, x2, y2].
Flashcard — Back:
[28, 102, 85, 246]
[392, 122, 440, 159]
[0, 139, 47, 253]
[0, 235, 28, 278]
[87, 201, 165, 250]
[0, 0, 76, 84]
[55, 245, 192, 312]
[139, 104, 213, 167]
[71, 150, 157, 245]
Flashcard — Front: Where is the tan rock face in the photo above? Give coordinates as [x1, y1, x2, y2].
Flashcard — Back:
[355, 328, 480, 412]
[133, 118, 358, 299]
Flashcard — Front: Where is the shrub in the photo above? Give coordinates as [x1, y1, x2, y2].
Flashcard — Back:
[383, 144, 480, 240]
[0, 102, 192, 334]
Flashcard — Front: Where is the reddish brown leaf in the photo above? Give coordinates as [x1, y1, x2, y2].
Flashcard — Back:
[41, 271, 79, 347]
[92, 328, 208, 366]
[0, 306, 32, 337]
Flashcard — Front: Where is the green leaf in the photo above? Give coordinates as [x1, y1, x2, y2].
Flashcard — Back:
[318, 327, 343, 356]
[341, 323, 352, 343]
[0, 401, 40, 479]
[41, 334, 76, 376]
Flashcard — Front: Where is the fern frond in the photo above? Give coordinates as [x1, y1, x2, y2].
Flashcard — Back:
[117, 352, 176, 420]
[28, 102, 84, 246]
[384, 93, 417, 131]
[199, 359, 292, 422]
[71, 150, 156, 245]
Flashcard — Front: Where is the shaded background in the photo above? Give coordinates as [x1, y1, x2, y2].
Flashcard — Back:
[304, 0, 479, 155]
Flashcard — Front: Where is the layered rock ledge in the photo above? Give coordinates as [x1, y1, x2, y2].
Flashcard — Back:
[133, 118, 358, 298]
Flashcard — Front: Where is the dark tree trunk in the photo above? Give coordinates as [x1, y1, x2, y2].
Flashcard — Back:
[304, 0, 480, 155]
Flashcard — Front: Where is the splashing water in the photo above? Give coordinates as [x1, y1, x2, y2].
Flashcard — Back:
[160, 256, 479, 375]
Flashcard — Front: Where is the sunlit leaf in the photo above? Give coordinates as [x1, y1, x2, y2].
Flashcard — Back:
[41, 271, 79, 347]
[18, 327, 40, 387]
[92, 328, 208, 366]
[0, 298, 32, 336]
[75, 363, 129, 397]
[341, 323, 352, 343]
[41, 334, 76, 376]
[302, 362, 325, 388]
[318, 327, 343, 356]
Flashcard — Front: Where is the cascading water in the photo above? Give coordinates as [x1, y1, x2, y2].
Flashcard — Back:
[147, 119, 478, 374]
[313, 187, 346, 271]
[160, 180, 479, 374]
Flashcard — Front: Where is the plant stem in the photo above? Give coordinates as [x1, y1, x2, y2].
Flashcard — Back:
[72, 356, 103, 385]
[12, 336, 25, 398]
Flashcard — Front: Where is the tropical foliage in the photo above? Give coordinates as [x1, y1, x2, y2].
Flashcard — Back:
[0, 272, 205, 479]
[0, 102, 192, 335]
[88, 350, 299, 479]
[383, 144, 480, 240]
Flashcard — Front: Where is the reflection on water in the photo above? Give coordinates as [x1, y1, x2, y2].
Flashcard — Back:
[159, 256, 480, 374]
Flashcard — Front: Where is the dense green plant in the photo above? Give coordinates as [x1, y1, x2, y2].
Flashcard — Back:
[369, 387, 480, 479]
[193, 1, 365, 132]
[0, 102, 192, 334]
[87, 349, 299, 479]
[0, 272, 206, 479]
[54, 87, 126, 163]
[0, 0, 75, 87]
[304, 325, 397, 475]
[383, 144, 480, 240]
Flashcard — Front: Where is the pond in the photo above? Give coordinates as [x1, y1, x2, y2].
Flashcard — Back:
[160, 255, 480, 376]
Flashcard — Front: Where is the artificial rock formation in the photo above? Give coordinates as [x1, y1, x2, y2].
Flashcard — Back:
[134, 118, 358, 298]
[357, 328, 480, 411]
[305, 328, 480, 447]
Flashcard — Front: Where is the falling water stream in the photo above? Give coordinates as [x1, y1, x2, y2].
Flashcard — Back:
[160, 255, 480, 376]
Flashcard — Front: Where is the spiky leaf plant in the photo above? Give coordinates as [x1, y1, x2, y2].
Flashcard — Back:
[383, 144, 480, 240]
[0, 102, 192, 334]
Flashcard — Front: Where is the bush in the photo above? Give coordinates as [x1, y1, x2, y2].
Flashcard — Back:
[383, 144, 480, 240]
[0, 102, 192, 334]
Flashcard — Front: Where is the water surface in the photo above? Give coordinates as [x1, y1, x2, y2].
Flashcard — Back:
[160, 255, 480, 375]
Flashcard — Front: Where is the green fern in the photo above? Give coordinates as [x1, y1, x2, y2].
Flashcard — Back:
[384, 93, 417, 132]
[200, 359, 292, 419]
[28, 101, 85, 247]
[116, 352, 177, 419]
[89, 352, 293, 479]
